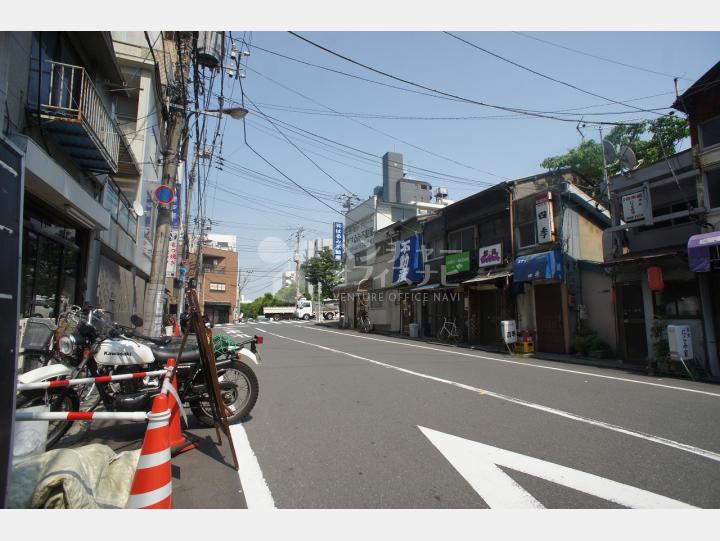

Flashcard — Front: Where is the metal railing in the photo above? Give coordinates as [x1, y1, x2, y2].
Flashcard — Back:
[42, 60, 120, 171]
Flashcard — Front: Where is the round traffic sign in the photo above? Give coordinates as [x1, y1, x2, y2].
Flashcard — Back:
[154, 184, 175, 205]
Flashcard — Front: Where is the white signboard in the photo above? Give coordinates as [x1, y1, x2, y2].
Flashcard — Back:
[621, 191, 645, 222]
[500, 320, 517, 344]
[166, 229, 178, 278]
[345, 215, 375, 255]
[535, 193, 554, 244]
[668, 325, 693, 361]
[478, 243, 503, 268]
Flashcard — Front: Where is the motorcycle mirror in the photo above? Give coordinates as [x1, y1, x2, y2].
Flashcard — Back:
[130, 314, 144, 328]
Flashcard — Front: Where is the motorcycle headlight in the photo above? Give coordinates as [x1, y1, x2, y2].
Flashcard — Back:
[58, 334, 77, 355]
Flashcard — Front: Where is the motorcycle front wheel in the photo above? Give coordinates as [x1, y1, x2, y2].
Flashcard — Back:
[191, 360, 259, 426]
[18, 389, 80, 449]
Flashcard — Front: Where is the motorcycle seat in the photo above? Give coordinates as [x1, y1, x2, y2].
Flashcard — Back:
[150, 338, 201, 364]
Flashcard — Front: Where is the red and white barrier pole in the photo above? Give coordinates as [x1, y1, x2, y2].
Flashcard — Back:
[17, 369, 168, 392]
[15, 410, 148, 422]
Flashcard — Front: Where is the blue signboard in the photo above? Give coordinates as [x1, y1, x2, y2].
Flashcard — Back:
[171, 187, 181, 229]
[392, 233, 424, 285]
[333, 222, 344, 261]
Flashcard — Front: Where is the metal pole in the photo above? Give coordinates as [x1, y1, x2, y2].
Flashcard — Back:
[178, 149, 198, 318]
[317, 281, 322, 322]
[599, 126, 610, 203]
[294, 227, 304, 300]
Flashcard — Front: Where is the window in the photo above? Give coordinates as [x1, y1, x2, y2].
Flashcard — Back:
[425, 237, 444, 260]
[652, 280, 701, 318]
[209, 282, 226, 292]
[700, 116, 720, 150]
[637, 178, 698, 231]
[515, 197, 537, 247]
[707, 169, 720, 209]
[447, 226, 475, 252]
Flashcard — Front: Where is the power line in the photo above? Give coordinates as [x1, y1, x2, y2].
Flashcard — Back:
[512, 32, 694, 82]
[246, 36, 671, 119]
[241, 90, 356, 194]
[287, 31, 649, 127]
[444, 32, 666, 117]
[246, 65, 510, 180]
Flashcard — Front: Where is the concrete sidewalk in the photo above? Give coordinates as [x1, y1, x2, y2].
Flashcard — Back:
[319, 321, 718, 383]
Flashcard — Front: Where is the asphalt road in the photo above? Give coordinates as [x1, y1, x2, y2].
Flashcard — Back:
[214, 319, 720, 509]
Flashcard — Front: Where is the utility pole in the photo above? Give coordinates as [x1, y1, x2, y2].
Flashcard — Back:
[316, 281, 322, 322]
[177, 148, 198, 318]
[294, 227, 304, 300]
[144, 109, 188, 335]
[598, 126, 611, 204]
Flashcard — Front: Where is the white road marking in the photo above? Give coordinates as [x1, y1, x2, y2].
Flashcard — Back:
[229, 422, 276, 509]
[303, 327, 720, 398]
[418, 426, 696, 508]
[257, 328, 720, 464]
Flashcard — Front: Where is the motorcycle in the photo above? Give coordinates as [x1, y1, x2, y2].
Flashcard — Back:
[17, 307, 261, 449]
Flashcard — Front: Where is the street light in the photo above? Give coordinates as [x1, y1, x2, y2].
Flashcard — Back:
[200, 106, 249, 120]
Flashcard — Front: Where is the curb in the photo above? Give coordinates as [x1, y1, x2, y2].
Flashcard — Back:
[314, 322, 719, 383]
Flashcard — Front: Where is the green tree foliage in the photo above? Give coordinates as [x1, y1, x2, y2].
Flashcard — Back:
[301, 247, 342, 299]
[541, 116, 689, 198]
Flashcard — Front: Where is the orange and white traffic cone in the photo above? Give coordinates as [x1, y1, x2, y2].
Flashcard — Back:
[174, 321, 180, 337]
[163, 358, 199, 456]
[126, 394, 173, 509]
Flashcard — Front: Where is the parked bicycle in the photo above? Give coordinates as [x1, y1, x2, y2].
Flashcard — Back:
[358, 311, 374, 333]
[437, 317, 461, 344]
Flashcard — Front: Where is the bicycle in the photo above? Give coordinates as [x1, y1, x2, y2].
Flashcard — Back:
[358, 312, 374, 333]
[437, 317, 461, 344]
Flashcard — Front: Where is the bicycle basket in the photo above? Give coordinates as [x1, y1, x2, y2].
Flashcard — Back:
[21, 318, 57, 350]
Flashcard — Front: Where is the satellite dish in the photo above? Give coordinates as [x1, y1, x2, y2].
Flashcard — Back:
[603, 140, 617, 163]
[619, 146, 638, 171]
[132, 201, 145, 217]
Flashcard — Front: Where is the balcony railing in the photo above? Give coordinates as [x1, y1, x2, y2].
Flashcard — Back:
[32, 61, 120, 173]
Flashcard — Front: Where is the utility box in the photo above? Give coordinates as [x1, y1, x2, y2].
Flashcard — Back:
[501, 320, 517, 344]
[668, 325, 693, 361]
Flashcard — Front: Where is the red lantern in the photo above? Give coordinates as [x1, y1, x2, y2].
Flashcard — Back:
[648, 266, 664, 291]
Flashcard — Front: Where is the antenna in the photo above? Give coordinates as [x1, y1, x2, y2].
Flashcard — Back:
[132, 201, 145, 217]
[619, 146, 638, 172]
[603, 140, 617, 164]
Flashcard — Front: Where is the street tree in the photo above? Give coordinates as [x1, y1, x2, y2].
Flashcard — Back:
[541, 116, 689, 199]
[301, 247, 342, 299]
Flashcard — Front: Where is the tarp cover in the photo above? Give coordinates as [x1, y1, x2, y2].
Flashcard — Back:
[687, 232, 720, 272]
[8, 443, 140, 508]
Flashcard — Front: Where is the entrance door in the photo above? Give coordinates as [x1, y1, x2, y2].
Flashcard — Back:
[534, 283, 565, 353]
[618, 281, 647, 364]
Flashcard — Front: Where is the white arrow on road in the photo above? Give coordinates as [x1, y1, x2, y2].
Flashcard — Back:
[418, 426, 696, 509]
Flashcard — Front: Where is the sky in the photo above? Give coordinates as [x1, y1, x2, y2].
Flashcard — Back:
[198, 31, 720, 300]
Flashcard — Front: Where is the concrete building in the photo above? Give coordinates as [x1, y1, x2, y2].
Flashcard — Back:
[0, 31, 176, 326]
[188, 244, 240, 324]
[338, 151, 451, 324]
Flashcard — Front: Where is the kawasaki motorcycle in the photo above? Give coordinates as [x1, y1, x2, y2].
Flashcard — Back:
[16, 307, 261, 449]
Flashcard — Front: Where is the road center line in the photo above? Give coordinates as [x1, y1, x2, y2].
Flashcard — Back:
[229, 422, 276, 509]
[302, 326, 720, 398]
[256, 327, 720, 464]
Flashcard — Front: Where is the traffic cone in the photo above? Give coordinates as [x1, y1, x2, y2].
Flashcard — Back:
[173, 320, 180, 337]
[126, 394, 173, 509]
[164, 358, 199, 456]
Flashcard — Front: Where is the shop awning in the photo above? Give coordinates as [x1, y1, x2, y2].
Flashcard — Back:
[333, 279, 371, 293]
[462, 270, 513, 285]
[688, 232, 720, 272]
[514, 250, 564, 282]
[410, 283, 464, 292]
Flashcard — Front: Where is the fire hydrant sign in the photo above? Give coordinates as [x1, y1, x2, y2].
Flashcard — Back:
[668, 325, 693, 361]
[621, 191, 645, 222]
